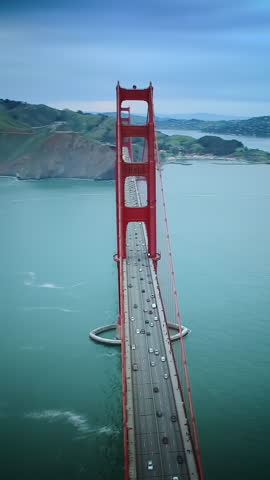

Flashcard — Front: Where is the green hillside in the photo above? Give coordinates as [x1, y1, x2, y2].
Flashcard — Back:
[0, 111, 31, 131]
[156, 115, 270, 137]
[1, 99, 270, 167]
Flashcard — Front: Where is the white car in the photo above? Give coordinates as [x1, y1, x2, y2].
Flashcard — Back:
[139, 268, 142, 272]
[130, 316, 134, 321]
[150, 322, 154, 327]
[164, 373, 169, 379]
[149, 347, 153, 353]
[161, 356, 166, 362]
[131, 344, 136, 350]
[154, 349, 159, 356]
[136, 329, 140, 334]
[147, 460, 153, 471]
[154, 316, 158, 321]
[150, 361, 155, 367]
[151, 303, 156, 309]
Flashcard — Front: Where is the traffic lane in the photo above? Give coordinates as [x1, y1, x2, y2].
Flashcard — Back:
[127, 241, 160, 462]
[133, 233, 187, 477]
[127, 221, 186, 477]
[128, 250, 164, 474]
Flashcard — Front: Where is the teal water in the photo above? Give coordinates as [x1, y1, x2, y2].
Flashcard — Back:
[0, 162, 270, 479]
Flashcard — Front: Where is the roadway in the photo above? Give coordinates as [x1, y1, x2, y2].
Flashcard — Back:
[123, 176, 199, 480]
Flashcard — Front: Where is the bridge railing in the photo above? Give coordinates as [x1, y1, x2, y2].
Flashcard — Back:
[116, 85, 129, 480]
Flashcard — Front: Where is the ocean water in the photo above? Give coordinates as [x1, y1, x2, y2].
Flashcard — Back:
[0, 161, 269, 480]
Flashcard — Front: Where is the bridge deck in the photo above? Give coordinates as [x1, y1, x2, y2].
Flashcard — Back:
[123, 178, 199, 480]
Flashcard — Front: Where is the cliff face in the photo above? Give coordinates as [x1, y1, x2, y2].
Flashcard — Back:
[0, 132, 116, 180]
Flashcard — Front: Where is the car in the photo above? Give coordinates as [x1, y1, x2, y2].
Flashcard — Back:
[149, 347, 153, 353]
[154, 349, 159, 355]
[154, 316, 158, 321]
[151, 303, 156, 308]
[149, 310, 153, 314]
[147, 253, 150, 257]
[127, 262, 130, 265]
[141, 289, 145, 293]
[142, 242, 145, 246]
[143, 250, 147, 254]
[132, 363, 138, 371]
[161, 356, 166, 362]
[140, 277, 144, 281]
[164, 373, 169, 379]
[146, 332, 151, 336]
[139, 268, 142, 272]
[136, 329, 140, 334]
[131, 344, 136, 350]
[171, 415, 177, 423]
[138, 258, 141, 262]
[146, 298, 150, 302]
[162, 436, 169, 444]
[147, 460, 153, 471]
[172, 477, 179, 480]
[150, 361, 155, 367]
[150, 322, 154, 327]
[156, 410, 163, 418]
[134, 304, 138, 309]
[143, 308, 148, 313]
[128, 283, 132, 288]
[151, 294, 155, 298]
[177, 455, 184, 465]
[153, 386, 159, 393]
[130, 316, 134, 321]
[145, 319, 149, 324]
[140, 329, 145, 334]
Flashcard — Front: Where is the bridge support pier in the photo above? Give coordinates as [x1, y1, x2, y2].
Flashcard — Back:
[89, 322, 189, 345]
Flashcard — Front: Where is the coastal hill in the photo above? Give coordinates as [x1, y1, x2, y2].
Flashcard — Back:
[155, 116, 270, 137]
[102, 110, 270, 137]
[0, 99, 269, 180]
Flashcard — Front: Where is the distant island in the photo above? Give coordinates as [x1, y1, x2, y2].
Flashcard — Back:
[0, 99, 269, 181]
[156, 116, 270, 137]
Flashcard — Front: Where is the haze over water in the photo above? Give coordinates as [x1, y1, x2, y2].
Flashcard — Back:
[0, 159, 269, 479]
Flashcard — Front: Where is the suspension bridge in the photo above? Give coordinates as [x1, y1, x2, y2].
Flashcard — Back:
[90, 83, 204, 480]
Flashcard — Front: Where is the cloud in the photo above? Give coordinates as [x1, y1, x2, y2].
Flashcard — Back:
[0, 1, 269, 115]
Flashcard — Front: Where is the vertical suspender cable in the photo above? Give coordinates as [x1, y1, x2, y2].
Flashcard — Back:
[151, 88, 204, 480]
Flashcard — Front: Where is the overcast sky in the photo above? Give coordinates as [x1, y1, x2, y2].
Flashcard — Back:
[1, 0, 270, 116]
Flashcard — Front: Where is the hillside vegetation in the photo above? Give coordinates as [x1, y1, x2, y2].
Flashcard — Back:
[0, 99, 269, 180]
[156, 115, 270, 137]
[0, 111, 31, 132]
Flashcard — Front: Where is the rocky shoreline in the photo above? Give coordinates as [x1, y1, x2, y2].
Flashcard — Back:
[0, 132, 116, 180]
